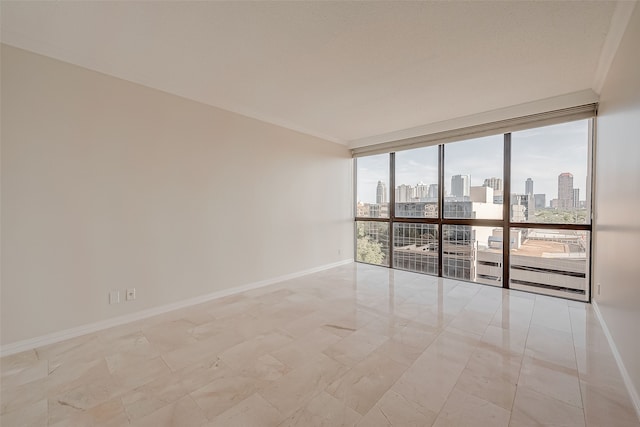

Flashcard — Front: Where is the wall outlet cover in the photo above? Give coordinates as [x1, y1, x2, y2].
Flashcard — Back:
[109, 290, 120, 304]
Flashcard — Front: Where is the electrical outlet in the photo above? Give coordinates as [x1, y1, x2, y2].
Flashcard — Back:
[109, 290, 120, 304]
[126, 288, 136, 301]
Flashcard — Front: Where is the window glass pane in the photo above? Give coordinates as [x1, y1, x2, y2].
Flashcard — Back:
[395, 146, 439, 218]
[510, 228, 589, 301]
[356, 154, 389, 218]
[443, 225, 503, 286]
[393, 223, 438, 275]
[353, 120, 591, 304]
[444, 135, 503, 219]
[511, 120, 590, 224]
[356, 221, 389, 266]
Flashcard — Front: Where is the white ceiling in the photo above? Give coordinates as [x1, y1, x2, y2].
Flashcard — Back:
[0, 1, 633, 147]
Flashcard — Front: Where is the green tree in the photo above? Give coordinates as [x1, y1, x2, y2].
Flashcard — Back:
[356, 222, 385, 264]
[356, 236, 385, 264]
[533, 209, 588, 224]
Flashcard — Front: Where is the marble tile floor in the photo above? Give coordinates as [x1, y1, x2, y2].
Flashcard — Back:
[1, 263, 638, 426]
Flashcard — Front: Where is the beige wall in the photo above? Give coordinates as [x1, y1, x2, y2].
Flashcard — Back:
[593, 3, 640, 404]
[0, 45, 353, 346]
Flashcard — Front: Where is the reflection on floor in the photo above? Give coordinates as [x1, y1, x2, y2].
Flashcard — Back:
[1, 263, 638, 426]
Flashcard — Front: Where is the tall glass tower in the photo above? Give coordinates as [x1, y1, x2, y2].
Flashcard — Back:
[376, 180, 387, 204]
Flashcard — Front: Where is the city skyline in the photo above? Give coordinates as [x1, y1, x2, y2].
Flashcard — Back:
[357, 120, 589, 204]
[360, 173, 582, 207]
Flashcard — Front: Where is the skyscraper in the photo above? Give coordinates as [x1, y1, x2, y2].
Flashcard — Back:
[415, 182, 429, 200]
[451, 175, 470, 198]
[558, 172, 574, 209]
[428, 184, 439, 199]
[376, 180, 387, 204]
[483, 177, 502, 191]
[395, 184, 414, 202]
[573, 188, 580, 208]
[525, 178, 534, 195]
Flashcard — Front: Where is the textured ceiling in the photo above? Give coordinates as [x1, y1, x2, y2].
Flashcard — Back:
[0, 1, 626, 146]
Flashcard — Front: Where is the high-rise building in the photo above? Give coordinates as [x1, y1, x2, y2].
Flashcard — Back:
[483, 177, 502, 191]
[511, 193, 534, 221]
[376, 180, 387, 204]
[415, 182, 429, 200]
[395, 184, 414, 202]
[525, 178, 534, 195]
[428, 184, 439, 199]
[573, 188, 580, 208]
[451, 174, 470, 198]
[558, 173, 574, 209]
[534, 194, 546, 209]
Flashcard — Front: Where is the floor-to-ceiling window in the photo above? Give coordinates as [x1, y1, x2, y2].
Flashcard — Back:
[355, 154, 390, 266]
[354, 118, 593, 301]
[442, 135, 505, 287]
[508, 120, 592, 299]
[393, 146, 439, 274]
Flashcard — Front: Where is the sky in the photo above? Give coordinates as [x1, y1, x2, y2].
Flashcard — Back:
[356, 119, 590, 204]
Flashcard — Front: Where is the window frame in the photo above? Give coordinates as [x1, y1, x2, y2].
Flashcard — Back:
[354, 117, 594, 302]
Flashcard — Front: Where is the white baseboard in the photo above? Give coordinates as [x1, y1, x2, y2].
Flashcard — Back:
[592, 300, 640, 422]
[0, 259, 354, 357]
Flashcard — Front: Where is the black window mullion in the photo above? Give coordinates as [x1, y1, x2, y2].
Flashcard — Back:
[353, 157, 358, 261]
[389, 153, 395, 268]
[503, 133, 511, 289]
[438, 144, 444, 278]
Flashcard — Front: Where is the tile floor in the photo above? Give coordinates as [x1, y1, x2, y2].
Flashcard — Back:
[1, 263, 638, 426]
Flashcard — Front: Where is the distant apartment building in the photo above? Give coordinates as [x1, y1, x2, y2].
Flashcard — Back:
[395, 184, 414, 202]
[511, 193, 534, 221]
[415, 182, 429, 200]
[451, 174, 470, 198]
[428, 184, 439, 199]
[483, 177, 502, 191]
[558, 172, 574, 209]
